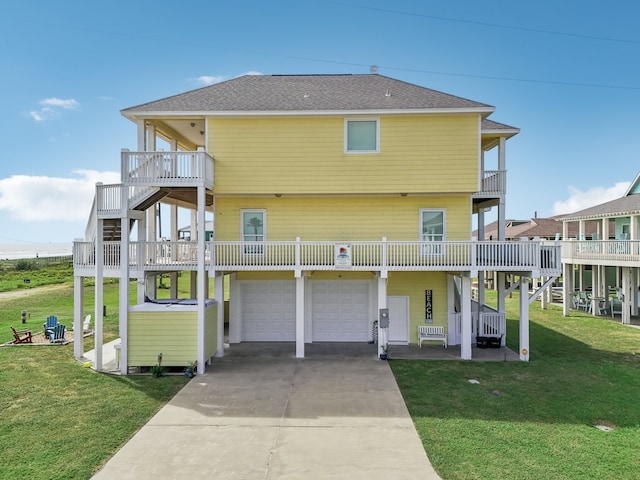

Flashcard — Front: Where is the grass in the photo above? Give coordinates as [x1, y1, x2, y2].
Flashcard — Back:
[391, 298, 640, 479]
[3, 262, 640, 478]
[0, 265, 190, 479]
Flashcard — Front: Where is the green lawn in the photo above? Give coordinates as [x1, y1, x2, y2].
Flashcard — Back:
[392, 299, 640, 480]
[3, 261, 640, 478]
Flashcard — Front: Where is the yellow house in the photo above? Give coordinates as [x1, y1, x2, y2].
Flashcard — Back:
[72, 74, 562, 373]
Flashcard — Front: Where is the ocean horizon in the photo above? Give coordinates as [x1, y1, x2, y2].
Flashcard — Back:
[0, 243, 73, 260]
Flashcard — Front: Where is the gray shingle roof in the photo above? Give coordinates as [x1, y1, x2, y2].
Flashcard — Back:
[560, 194, 640, 221]
[481, 119, 518, 131]
[122, 74, 495, 115]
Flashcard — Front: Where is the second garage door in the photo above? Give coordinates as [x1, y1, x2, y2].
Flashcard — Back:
[240, 281, 296, 341]
[311, 280, 370, 342]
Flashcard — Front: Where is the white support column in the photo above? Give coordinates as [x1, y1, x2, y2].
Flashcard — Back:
[541, 276, 548, 310]
[477, 209, 486, 309]
[197, 186, 206, 374]
[73, 275, 84, 359]
[190, 209, 197, 298]
[497, 272, 506, 319]
[137, 213, 147, 304]
[621, 267, 631, 325]
[94, 220, 104, 371]
[377, 274, 388, 358]
[169, 205, 179, 299]
[563, 262, 573, 316]
[460, 274, 472, 360]
[214, 271, 224, 357]
[519, 277, 530, 361]
[295, 273, 305, 358]
[119, 208, 130, 374]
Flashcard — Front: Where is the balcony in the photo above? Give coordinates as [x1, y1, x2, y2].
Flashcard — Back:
[561, 240, 640, 267]
[73, 239, 561, 277]
[474, 170, 506, 197]
[121, 150, 214, 189]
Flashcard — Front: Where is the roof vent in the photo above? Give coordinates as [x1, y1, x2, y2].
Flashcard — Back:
[370, 65, 379, 74]
[385, 90, 391, 97]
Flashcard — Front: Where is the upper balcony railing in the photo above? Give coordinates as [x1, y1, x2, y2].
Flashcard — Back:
[121, 150, 214, 189]
[73, 239, 561, 276]
[474, 170, 506, 197]
[561, 239, 640, 266]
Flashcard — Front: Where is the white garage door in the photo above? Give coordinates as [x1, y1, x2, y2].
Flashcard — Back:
[312, 281, 370, 342]
[240, 281, 296, 341]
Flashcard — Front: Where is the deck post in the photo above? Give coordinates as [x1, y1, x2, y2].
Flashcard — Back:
[73, 275, 84, 359]
[119, 204, 130, 374]
[94, 219, 104, 371]
[519, 277, 530, 361]
[295, 273, 305, 358]
[562, 262, 572, 317]
[197, 185, 206, 374]
[377, 274, 388, 358]
[460, 274, 472, 360]
[214, 271, 224, 357]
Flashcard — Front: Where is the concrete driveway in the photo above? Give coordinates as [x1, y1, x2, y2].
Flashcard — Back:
[92, 354, 440, 479]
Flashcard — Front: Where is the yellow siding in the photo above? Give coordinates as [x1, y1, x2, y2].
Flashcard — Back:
[387, 272, 447, 344]
[204, 303, 218, 360]
[215, 195, 470, 241]
[128, 303, 218, 367]
[209, 115, 478, 195]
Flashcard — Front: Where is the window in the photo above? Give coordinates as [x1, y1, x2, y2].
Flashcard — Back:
[345, 119, 379, 153]
[241, 209, 265, 255]
[420, 209, 445, 255]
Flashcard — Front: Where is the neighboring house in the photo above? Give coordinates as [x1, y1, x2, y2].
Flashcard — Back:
[475, 216, 601, 241]
[178, 221, 214, 240]
[72, 74, 562, 373]
[559, 171, 640, 324]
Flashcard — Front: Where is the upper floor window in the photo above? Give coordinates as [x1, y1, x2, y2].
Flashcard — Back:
[420, 209, 445, 255]
[345, 119, 379, 153]
[241, 209, 265, 255]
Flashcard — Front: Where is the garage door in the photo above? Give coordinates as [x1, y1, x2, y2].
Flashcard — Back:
[312, 281, 370, 342]
[240, 281, 296, 341]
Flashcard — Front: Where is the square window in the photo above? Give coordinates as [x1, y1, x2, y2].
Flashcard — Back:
[345, 119, 379, 153]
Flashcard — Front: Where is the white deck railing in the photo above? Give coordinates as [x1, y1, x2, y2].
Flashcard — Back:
[475, 169, 506, 197]
[73, 239, 562, 274]
[561, 240, 640, 265]
[122, 150, 214, 188]
[449, 310, 506, 345]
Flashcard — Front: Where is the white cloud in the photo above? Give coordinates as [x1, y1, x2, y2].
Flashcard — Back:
[0, 170, 120, 222]
[192, 71, 263, 86]
[29, 97, 79, 122]
[553, 181, 631, 215]
[193, 75, 228, 86]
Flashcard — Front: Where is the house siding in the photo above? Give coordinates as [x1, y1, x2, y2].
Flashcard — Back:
[128, 304, 218, 367]
[387, 271, 448, 343]
[215, 195, 471, 241]
[209, 115, 479, 195]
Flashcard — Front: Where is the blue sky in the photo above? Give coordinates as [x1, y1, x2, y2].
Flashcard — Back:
[1, 0, 639, 244]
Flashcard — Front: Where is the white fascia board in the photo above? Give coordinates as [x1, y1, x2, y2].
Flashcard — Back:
[122, 107, 495, 120]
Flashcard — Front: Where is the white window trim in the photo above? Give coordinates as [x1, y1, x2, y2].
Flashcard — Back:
[344, 117, 380, 154]
[419, 209, 446, 256]
[241, 209, 266, 256]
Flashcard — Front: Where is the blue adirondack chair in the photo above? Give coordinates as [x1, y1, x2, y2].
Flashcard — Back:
[48, 323, 66, 343]
[43, 315, 58, 337]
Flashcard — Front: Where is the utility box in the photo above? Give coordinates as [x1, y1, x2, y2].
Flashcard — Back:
[379, 308, 389, 328]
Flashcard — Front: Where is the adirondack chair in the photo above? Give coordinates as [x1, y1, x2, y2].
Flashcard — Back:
[11, 326, 33, 344]
[82, 314, 92, 333]
[43, 315, 58, 337]
[48, 324, 66, 343]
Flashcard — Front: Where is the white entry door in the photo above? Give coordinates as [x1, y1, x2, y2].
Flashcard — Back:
[388, 296, 409, 344]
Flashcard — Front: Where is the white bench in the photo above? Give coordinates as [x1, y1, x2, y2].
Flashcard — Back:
[418, 325, 447, 348]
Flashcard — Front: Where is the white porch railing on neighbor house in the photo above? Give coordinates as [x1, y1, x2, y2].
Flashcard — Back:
[73, 239, 562, 274]
[121, 150, 214, 188]
[475, 170, 506, 197]
[561, 240, 640, 265]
